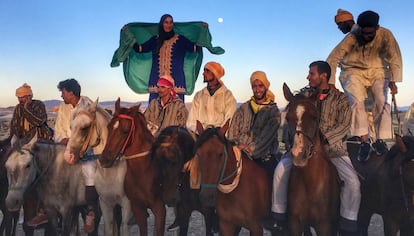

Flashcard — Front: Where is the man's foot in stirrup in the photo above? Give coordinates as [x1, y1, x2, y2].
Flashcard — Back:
[357, 141, 371, 162]
[372, 139, 388, 155]
[84, 211, 95, 233]
[27, 210, 48, 227]
[262, 212, 286, 232]
[167, 219, 180, 232]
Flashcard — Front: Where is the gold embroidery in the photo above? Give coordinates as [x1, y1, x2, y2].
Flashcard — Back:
[158, 35, 178, 77]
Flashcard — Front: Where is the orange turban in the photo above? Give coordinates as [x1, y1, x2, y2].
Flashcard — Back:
[250, 71, 275, 101]
[16, 83, 33, 97]
[335, 9, 354, 24]
[204, 61, 225, 81]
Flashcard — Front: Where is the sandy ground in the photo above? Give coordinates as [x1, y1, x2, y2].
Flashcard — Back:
[0, 107, 387, 235]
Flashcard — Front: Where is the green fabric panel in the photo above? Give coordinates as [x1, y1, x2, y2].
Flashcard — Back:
[111, 21, 223, 95]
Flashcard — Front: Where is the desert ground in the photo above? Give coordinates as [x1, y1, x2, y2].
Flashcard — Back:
[0, 105, 387, 235]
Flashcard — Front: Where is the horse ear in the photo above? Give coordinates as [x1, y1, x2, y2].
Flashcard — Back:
[89, 99, 98, 113]
[395, 134, 408, 153]
[219, 119, 230, 136]
[114, 98, 121, 115]
[196, 120, 204, 134]
[283, 83, 294, 102]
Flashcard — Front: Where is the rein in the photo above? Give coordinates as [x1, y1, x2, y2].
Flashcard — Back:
[200, 137, 242, 193]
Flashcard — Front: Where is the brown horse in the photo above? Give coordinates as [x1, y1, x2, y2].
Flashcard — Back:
[151, 125, 218, 235]
[0, 136, 19, 236]
[283, 83, 340, 236]
[347, 135, 414, 236]
[195, 120, 271, 236]
[99, 98, 166, 236]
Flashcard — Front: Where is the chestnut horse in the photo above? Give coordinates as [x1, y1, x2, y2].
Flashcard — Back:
[99, 98, 166, 236]
[347, 135, 414, 235]
[0, 136, 19, 236]
[283, 83, 340, 236]
[151, 126, 218, 235]
[195, 120, 271, 236]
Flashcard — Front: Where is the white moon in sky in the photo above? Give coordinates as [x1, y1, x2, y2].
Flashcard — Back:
[218, 17, 223, 23]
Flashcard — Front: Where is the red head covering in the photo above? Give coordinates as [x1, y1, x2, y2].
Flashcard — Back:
[157, 75, 177, 97]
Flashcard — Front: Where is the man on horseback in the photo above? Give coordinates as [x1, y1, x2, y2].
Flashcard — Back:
[266, 61, 361, 234]
[327, 10, 402, 162]
[10, 83, 53, 141]
[144, 75, 188, 137]
[187, 61, 237, 133]
[227, 71, 281, 177]
[47, 78, 98, 233]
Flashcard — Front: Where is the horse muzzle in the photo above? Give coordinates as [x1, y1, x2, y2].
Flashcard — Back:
[5, 193, 23, 212]
[199, 188, 217, 207]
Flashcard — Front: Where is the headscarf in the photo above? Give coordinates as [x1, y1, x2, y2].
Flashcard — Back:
[335, 9, 354, 24]
[16, 83, 33, 97]
[157, 74, 177, 98]
[250, 71, 275, 102]
[156, 14, 175, 54]
[204, 61, 225, 84]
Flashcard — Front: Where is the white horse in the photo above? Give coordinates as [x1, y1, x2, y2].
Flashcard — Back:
[65, 99, 132, 236]
[5, 136, 91, 235]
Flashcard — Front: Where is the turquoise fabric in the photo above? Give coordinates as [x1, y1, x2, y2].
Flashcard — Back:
[111, 21, 224, 95]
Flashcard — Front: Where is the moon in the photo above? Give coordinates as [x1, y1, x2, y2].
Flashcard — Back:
[218, 17, 223, 23]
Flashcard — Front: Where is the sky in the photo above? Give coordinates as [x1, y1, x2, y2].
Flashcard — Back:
[1, 0, 414, 108]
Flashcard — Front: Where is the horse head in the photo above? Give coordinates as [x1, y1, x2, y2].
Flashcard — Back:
[100, 98, 153, 168]
[5, 135, 38, 211]
[151, 126, 195, 205]
[65, 99, 110, 164]
[195, 120, 234, 206]
[283, 83, 321, 167]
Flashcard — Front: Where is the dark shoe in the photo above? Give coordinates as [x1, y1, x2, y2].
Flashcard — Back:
[84, 211, 95, 233]
[357, 141, 371, 162]
[167, 220, 180, 232]
[262, 213, 286, 232]
[372, 139, 388, 155]
[26, 211, 48, 227]
[339, 217, 358, 234]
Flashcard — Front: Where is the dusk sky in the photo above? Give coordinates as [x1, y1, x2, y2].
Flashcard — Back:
[1, 0, 413, 108]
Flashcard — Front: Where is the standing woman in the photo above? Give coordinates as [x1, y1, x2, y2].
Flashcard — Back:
[132, 14, 198, 102]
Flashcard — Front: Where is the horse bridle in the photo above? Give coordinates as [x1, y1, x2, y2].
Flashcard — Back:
[114, 113, 150, 161]
[199, 136, 242, 191]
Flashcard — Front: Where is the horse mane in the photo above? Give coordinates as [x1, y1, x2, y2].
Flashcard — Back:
[195, 127, 236, 154]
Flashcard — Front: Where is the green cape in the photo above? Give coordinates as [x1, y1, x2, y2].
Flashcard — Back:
[111, 21, 225, 95]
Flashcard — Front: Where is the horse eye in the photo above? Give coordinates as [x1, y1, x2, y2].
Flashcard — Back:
[25, 163, 31, 169]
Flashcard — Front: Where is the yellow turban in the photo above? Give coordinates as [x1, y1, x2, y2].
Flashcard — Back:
[204, 61, 225, 81]
[250, 71, 275, 102]
[16, 83, 33, 97]
[335, 9, 354, 24]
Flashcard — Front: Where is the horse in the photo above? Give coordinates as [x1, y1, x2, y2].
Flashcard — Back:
[283, 83, 340, 236]
[0, 136, 19, 236]
[151, 125, 218, 235]
[99, 98, 166, 236]
[194, 120, 272, 236]
[347, 135, 414, 236]
[64, 99, 132, 236]
[4, 135, 102, 235]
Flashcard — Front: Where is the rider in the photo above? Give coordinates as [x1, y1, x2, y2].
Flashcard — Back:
[327, 10, 402, 161]
[144, 75, 188, 137]
[55, 78, 98, 233]
[11, 83, 53, 228]
[264, 61, 361, 235]
[227, 71, 281, 177]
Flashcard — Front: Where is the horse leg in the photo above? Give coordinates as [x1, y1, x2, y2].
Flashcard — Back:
[10, 210, 19, 236]
[219, 219, 236, 236]
[202, 206, 218, 236]
[120, 197, 132, 236]
[131, 203, 148, 236]
[382, 217, 399, 236]
[22, 190, 39, 236]
[174, 203, 191, 236]
[100, 199, 115, 235]
[247, 222, 264, 236]
[357, 210, 373, 236]
[151, 200, 166, 236]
